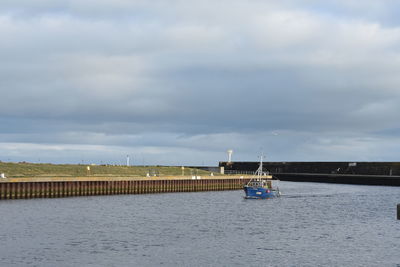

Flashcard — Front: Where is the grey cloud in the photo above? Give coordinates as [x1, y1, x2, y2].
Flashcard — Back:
[1, 1, 400, 164]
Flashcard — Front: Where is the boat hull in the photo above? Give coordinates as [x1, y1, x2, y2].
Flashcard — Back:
[244, 186, 280, 199]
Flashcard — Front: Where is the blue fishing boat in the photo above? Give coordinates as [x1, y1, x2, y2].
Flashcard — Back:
[244, 155, 281, 199]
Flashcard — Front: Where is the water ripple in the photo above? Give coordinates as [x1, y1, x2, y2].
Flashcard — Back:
[0, 182, 399, 266]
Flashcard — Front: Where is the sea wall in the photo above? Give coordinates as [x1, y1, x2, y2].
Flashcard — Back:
[220, 161, 400, 176]
[219, 161, 400, 186]
[0, 177, 249, 200]
[273, 173, 400, 186]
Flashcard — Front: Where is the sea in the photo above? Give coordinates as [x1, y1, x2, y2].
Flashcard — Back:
[0, 181, 399, 267]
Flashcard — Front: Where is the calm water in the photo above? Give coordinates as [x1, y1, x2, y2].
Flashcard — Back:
[0, 182, 399, 267]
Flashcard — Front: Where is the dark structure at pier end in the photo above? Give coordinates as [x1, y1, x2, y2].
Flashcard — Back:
[219, 161, 400, 186]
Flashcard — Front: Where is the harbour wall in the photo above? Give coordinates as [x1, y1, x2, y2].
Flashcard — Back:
[273, 173, 400, 186]
[0, 176, 249, 200]
[220, 161, 400, 175]
[219, 161, 400, 186]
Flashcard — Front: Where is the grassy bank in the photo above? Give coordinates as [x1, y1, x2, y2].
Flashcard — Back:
[0, 162, 215, 178]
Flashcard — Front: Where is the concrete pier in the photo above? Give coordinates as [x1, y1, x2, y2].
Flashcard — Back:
[0, 176, 250, 200]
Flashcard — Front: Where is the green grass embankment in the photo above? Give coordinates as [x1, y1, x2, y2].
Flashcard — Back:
[0, 162, 215, 178]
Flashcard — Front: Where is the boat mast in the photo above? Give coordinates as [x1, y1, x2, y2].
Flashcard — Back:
[256, 153, 263, 180]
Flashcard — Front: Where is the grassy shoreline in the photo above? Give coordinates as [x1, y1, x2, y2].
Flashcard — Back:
[0, 162, 215, 178]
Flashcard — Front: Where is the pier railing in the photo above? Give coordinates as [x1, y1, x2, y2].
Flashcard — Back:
[224, 170, 255, 175]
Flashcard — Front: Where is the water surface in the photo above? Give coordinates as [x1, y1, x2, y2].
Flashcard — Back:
[0, 182, 399, 266]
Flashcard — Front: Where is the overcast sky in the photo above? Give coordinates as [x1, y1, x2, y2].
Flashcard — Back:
[1, 0, 400, 165]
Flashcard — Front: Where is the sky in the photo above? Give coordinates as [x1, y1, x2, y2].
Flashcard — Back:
[1, 0, 400, 165]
